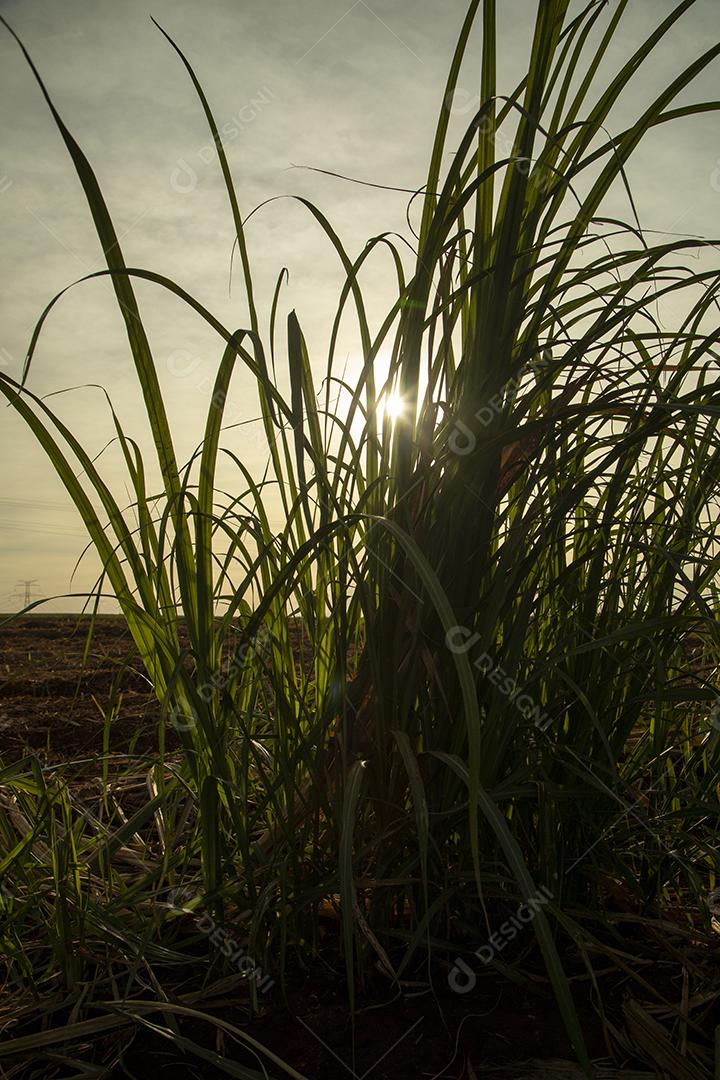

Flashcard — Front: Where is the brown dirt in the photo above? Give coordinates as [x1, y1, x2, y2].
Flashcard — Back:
[0, 613, 164, 763]
[121, 969, 612, 1080]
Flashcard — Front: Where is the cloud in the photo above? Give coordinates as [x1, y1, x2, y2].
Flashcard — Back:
[0, 0, 717, 608]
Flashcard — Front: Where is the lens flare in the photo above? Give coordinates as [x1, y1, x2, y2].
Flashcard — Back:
[381, 391, 405, 421]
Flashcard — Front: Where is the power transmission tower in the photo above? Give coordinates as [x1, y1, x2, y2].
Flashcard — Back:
[12, 579, 41, 607]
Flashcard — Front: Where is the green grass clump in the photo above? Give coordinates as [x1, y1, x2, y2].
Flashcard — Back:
[1, 1, 720, 1075]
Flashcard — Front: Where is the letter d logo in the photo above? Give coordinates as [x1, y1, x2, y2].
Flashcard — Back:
[170, 157, 198, 194]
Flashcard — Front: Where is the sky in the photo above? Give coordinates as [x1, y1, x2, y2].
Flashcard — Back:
[0, 0, 718, 612]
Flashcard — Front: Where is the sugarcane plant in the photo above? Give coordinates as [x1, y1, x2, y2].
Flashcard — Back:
[1, 0, 720, 1073]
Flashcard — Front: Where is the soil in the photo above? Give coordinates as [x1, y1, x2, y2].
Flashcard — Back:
[121, 969, 612, 1079]
[0, 615, 714, 1079]
[0, 613, 163, 763]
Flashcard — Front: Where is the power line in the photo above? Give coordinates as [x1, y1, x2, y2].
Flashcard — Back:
[0, 518, 86, 538]
[0, 496, 71, 511]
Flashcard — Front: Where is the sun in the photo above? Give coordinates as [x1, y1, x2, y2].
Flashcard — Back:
[381, 391, 405, 422]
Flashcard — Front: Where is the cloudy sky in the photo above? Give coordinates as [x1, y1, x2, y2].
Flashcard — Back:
[0, 0, 717, 611]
